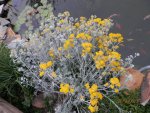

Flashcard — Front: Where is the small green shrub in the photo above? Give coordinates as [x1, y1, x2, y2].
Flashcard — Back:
[98, 90, 150, 113]
[0, 43, 19, 94]
[0, 43, 35, 113]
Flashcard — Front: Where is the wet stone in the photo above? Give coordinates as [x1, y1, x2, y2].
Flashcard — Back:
[120, 68, 144, 90]
[32, 93, 45, 109]
[0, 97, 23, 113]
[141, 71, 150, 106]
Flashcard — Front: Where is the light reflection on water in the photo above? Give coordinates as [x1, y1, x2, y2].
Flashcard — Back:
[12, 0, 150, 67]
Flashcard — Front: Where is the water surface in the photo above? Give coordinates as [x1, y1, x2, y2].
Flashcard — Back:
[11, 0, 150, 68]
[53, 0, 150, 68]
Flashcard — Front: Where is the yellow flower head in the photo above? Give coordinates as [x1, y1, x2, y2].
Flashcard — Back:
[110, 77, 120, 85]
[48, 49, 55, 58]
[80, 16, 86, 21]
[110, 61, 120, 67]
[110, 84, 114, 89]
[39, 71, 45, 77]
[76, 33, 92, 41]
[85, 83, 90, 89]
[89, 84, 98, 94]
[109, 33, 123, 43]
[58, 47, 62, 51]
[60, 83, 74, 94]
[63, 39, 74, 50]
[81, 42, 92, 51]
[110, 51, 121, 60]
[95, 60, 105, 69]
[96, 51, 104, 56]
[80, 95, 85, 101]
[93, 18, 101, 23]
[70, 88, 75, 94]
[51, 71, 57, 78]
[39, 63, 48, 70]
[91, 84, 98, 91]
[86, 20, 92, 26]
[93, 51, 104, 61]
[59, 19, 65, 24]
[76, 33, 85, 39]
[85, 34, 92, 41]
[60, 83, 70, 94]
[88, 105, 98, 113]
[90, 92, 103, 100]
[81, 42, 93, 56]
[90, 99, 98, 106]
[75, 22, 80, 27]
[47, 61, 53, 68]
[98, 20, 105, 26]
[69, 34, 75, 39]
[104, 82, 109, 87]
[114, 89, 119, 93]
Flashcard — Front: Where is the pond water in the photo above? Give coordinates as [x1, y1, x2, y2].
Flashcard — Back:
[53, 0, 150, 68]
[9, 0, 150, 68]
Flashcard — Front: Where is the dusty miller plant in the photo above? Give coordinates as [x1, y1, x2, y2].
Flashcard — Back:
[9, 0, 139, 113]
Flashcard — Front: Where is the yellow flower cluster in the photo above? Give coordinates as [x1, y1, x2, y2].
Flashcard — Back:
[59, 19, 65, 24]
[39, 71, 45, 77]
[95, 60, 105, 69]
[109, 51, 121, 60]
[110, 60, 121, 72]
[63, 39, 74, 50]
[104, 77, 121, 93]
[39, 61, 53, 70]
[93, 18, 110, 26]
[93, 51, 108, 69]
[48, 49, 55, 58]
[60, 83, 74, 94]
[69, 34, 75, 39]
[93, 18, 104, 26]
[109, 33, 123, 43]
[74, 17, 110, 28]
[81, 42, 93, 56]
[74, 22, 80, 27]
[76, 33, 92, 41]
[80, 16, 86, 22]
[110, 77, 121, 87]
[86, 19, 93, 26]
[96, 36, 114, 56]
[61, 33, 76, 51]
[39, 61, 53, 77]
[96, 36, 108, 49]
[85, 83, 103, 113]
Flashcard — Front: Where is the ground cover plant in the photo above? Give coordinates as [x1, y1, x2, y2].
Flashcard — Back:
[9, 1, 139, 112]
[1, 0, 149, 113]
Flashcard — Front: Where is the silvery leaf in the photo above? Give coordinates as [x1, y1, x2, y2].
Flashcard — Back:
[0, 17, 10, 26]
[7, 38, 25, 49]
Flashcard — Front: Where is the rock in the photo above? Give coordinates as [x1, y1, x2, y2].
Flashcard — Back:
[32, 93, 45, 109]
[0, 97, 23, 113]
[141, 71, 150, 106]
[4, 27, 21, 44]
[120, 68, 144, 90]
[0, 4, 4, 14]
[0, 17, 9, 40]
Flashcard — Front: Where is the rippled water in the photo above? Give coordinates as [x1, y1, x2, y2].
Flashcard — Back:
[11, 0, 150, 68]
